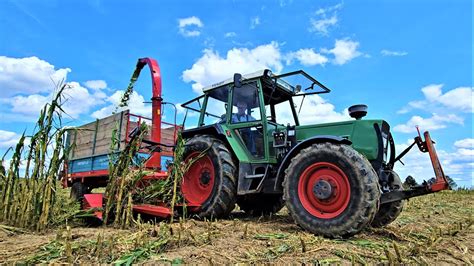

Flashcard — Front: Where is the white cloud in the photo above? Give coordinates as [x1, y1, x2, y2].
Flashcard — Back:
[393, 113, 464, 133]
[178, 16, 203, 37]
[381, 49, 408, 56]
[279, 0, 293, 7]
[0, 130, 21, 149]
[203, 37, 216, 48]
[250, 17, 260, 29]
[310, 16, 337, 35]
[399, 84, 474, 114]
[9, 93, 49, 116]
[182, 40, 364, 94]
[83, 80, 107, 90]
[297, 95, 349, 124]
[322, 39, 362, 65]
[457, 148, 474, 157]
[0, 56, 110, 121]
[224, 32, 236, 38]
[420, 84, 443, 101]
[6, 82, 106, 119]
[182, 42, 283, 93]
[309, 3, 342, 35]
[91, 90, 151, 119]
[62, 82, 107, 117]
[232, 40, 254, 47]
[0, 56, 71, 97]
[286, 48, 328, 66]
[274, 94, 349, 125]
[454, 138, 474, 149]
[426, 85, 473, 113]
[315, 3, 343, 16]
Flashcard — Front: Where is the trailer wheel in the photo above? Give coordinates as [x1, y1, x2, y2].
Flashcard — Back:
[283, 142, 380, 238]
[182, 135, 237, 219]
[371, 171, 405, 227]
[70, 181, 87, 205]
[237, 194, 285, 216]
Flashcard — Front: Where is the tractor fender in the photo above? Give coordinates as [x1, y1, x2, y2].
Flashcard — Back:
[181, 124, 226, 141]
[274, 135, 352, 191]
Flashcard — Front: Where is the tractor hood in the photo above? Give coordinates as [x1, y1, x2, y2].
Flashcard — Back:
[295, 119, 388, 161]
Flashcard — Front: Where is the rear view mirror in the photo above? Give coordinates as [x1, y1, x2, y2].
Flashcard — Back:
[295, 85, 301, 93]
[234, 73, 242, 88]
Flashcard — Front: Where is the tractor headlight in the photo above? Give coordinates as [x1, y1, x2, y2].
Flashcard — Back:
[382, 132, 388, 162]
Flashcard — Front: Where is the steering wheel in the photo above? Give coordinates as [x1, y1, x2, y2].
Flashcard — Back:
[254, 125, 264, 136]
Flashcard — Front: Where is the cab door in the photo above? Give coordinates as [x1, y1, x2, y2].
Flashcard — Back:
[226, 80, 269, 163]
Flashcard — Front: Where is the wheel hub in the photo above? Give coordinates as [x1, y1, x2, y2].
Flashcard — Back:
[181, 152, 215, 206]
[200, 171, 211, 186]
[297, 162, 351, 219]
[313, 179, 333, 200]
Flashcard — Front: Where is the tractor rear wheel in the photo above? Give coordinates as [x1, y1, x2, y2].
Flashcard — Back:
[371, 171, 405, 227]
[237, 194, 285, 216]
[283, 142, 380, 238]
[182, 135, 237, 219]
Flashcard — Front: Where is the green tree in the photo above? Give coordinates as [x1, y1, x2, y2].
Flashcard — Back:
[403, 175, 418, 189]
[446, 175, 457, 189]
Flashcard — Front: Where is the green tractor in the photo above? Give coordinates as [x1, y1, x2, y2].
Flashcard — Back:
[180, 69, 449, 238]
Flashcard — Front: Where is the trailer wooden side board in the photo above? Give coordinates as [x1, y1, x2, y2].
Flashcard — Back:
[63, 110, 179, 181]
[66, 110, 130, 160]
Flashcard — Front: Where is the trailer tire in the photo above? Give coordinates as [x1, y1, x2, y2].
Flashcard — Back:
[371, 171, 405, 227]
[70, 181, 87, 205]
[237, 194, 285, 216]
[283, 142, 380, 238]
[182, 135, 237, 219]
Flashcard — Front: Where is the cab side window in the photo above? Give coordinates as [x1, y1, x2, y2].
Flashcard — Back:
[202, 86, 229, 125]
[231, 82, 261, 123]
[231, 82, 264, 158]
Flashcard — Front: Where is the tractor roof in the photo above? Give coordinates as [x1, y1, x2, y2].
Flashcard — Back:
[202, 70, 267, 92]
[181, 69, 332, 113]
[202, 69, 331, 97]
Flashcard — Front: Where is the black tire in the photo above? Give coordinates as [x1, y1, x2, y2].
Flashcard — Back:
[237, 193, 285, 216]
[182, 135, 237, 219]
[283, 142, 380, 238]
[371, 171, 405, 227]
[70, 181, 87, 202]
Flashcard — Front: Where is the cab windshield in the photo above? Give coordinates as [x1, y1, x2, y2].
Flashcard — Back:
[274, 70, 330, 95]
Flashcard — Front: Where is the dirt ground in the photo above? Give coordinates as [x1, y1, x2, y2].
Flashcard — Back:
[1, 190, 473, 264]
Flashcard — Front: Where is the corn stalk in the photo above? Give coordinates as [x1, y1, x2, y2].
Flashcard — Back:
[0, 83, 76, 231]
[103, 122, 148, 227]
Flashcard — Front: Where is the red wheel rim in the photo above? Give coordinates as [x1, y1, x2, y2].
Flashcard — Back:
[181, 152, 215, 206]
[297, 162, 350, 219]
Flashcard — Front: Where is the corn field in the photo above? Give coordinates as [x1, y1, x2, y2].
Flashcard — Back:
[0, 84, 79, 231]
[3, 74, 471, 265]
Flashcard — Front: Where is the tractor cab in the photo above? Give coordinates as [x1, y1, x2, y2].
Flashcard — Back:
[181, 69, 333, 163]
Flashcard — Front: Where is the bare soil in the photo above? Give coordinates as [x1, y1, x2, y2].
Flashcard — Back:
[1, 190, 472, 264]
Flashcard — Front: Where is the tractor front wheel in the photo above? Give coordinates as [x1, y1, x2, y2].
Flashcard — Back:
[182, 135, 237, 219]
[283, 142, 380, 238]
[371, 171, 405, 227]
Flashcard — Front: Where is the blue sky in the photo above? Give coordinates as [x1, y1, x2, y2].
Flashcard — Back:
[0, 0, 472, 187]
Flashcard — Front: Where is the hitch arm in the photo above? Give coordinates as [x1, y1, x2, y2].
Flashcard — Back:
[381, 130, 449, 204]
[422, 131, 449, 192]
